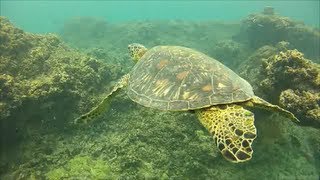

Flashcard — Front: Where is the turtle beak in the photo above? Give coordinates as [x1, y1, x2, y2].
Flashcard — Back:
[128, 44, 135, 59]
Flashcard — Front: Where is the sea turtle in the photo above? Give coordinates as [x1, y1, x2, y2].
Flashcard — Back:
[75, 43, 298, 163]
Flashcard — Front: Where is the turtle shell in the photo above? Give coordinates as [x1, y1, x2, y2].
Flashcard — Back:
[127, 46, 254, 111]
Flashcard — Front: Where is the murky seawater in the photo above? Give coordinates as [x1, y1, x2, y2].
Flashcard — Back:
[0, 1, 319, 179]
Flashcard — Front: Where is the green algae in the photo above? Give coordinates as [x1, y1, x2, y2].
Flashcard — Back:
[240, 44, 320, 127]
[0, 16, 122, 178]
[46, 155, 114, 179]
[0, 16, 122, 124]
[60, 17, 241, 59]
[238, 8, 320, 62]
[1, 7, 320, 179]
[211, 39, 250, 69]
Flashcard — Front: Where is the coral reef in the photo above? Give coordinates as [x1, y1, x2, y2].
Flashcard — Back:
[0, 16, 122, 161]
[287, 24, 320, 62]
[211, 39, 249, 69]
[262, 49, 319, 126]
[2, 97, 318, 179]
[239, 11, 296, 47]
[236, 7, 320, 62]
[60, 17, 109, 48]
[1, 13, 319, 179]
[279, 90, 319, 125]
[60, 17, 241, 58]
[239, 42, 320, 127]
[262, 6, 275, 15]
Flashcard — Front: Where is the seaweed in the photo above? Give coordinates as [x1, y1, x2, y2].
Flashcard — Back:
[240, 42, 320, 127]
[236, 7, 320, 62]
[0, 12, 319, 179]
[46, 155, 114, 179]
[59, 17, 241, 64]
[211, 39, 250, 69]
[0, 16, 122, 165]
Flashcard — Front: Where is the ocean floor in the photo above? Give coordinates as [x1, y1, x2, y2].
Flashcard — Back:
[0, 8, 319, 179]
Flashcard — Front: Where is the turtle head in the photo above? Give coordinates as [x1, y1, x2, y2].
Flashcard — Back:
[128, 43, 148, 63]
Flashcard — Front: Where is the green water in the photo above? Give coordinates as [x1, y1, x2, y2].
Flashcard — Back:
[0, 1, 319, 180]
[1, 1, 319, 33]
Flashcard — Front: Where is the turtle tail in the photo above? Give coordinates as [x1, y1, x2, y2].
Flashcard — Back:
[74, 74, 130, 125]
[245, 96, 299, 123]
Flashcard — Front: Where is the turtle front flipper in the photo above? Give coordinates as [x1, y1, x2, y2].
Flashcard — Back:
[197, 105, 257, 163]
[74, 74, 130, 125]
[245, 96, 299, 123]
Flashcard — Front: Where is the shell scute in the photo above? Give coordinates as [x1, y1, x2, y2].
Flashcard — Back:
[127, 46, 254, 110]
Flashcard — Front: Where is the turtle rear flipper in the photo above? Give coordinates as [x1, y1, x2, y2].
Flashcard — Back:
[197, 105, 257, 163]
[74, 74, 130, 125]
[246, 96, 299, 123]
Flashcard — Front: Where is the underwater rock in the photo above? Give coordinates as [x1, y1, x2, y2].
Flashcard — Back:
[6, 90, 319, 179]
[279, 89, 320, 125]
[240, 43, 320, 127]
[211, 39, 249, 69]
[239, 9, 296, 47]
[287, 24, 320, 62]
[59, 18, 240, 58]
[0, 18, 33, 57]
[262, 6, 275, 15]
[0, 74, 22, 119]
[0, 16, 121, 140]
[236, 7, 320, 62]
[1, 16, 319, 179]
[86, 47, 111, 60]
[60, 17, 109, 48]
